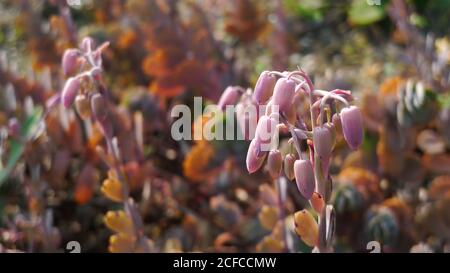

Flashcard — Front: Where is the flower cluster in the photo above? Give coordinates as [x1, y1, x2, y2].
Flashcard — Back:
[237, 69, 364, 252]
[61, 37, 110, 122]
[60, 37, 153, 253]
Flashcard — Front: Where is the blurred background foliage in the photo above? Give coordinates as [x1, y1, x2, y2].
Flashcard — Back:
[0, 0, 449, 252]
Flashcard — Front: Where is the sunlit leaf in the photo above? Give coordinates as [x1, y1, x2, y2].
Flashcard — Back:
[348, 0, 385, 26]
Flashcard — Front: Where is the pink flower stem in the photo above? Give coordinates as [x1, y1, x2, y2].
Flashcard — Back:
[295, 69, 330, 252]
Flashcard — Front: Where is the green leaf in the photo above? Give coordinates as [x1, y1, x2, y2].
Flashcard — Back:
[362, 131, 377, 154]
[21, 106, 44, 140]
[409, 13, 427, 28]
[348, 0, 386, 26]
[0, 140, 24, 185]
[0, 107, 43, 186]
[438, 93, 450, 109]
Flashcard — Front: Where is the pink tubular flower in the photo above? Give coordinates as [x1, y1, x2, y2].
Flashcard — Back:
[272, 78, 295, 113]
[313, 126, 333, 159]
[61, 77, 80, 108]
[236, 102, 259, 140]
[267, 150, 282, 179]
[323, 122, 336, 148]
[90, 93, 107, 121]
[255, 115, 278, 151]
[246, 138, 267, 174]
[294, 159, 315, 200]
[340, 106, 363, 150]
[217, 86, 240, 111]
[80, 36, 95, 52]
[253, 71, 276, 104]
[284, 154, 296, 180]
[62, 49, 79, 76]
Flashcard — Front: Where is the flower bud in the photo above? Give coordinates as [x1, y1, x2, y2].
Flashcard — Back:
[236, 103, 257, 140]
[62, 77, 80, 108]
[340, 106, 363, 150]
[90, 93, 107, 121]
[75, 94, 91, 120]
[218, 86, 240, 110]
[267, 150, 282, 179]
[313, 126, 333, 159]
[310, 192, 325, 214]
[323, 122, 336, 149]
[101, 178, 125, 203]
[62, 49, 79, 76]
[255, 115, 278, 151]
[104, 210, 134, 235]
[246, 138, 267, 174]
[284, 154, 295, 180]
[108, 233, 136, 253]
[294, 159, 315, 199]
[285, 98, 298, 124]
[80, 36, 96, 52]
[264, 100, 274, 116]
[272, 78, 295, 113]
[332, 113, 342, 136]
[294, 209, 318, 247]
[253, 71, 276, 104]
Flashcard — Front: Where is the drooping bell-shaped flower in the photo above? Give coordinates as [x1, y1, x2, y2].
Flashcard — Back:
[284, 154, 296, 180]
[62, 49, 80, 76]
[246, 138, 267, 174]
[255, 115, 278, 151]
[217, 86, 240, 111]
[323, 122, 336, 149]
[332, 113, 342, 135]
[90, 93, 108, 121]
[313, 125, 332, 176]
[236, 102, 258, 140]
[80, 36, 96, 52]
[272, 77, 295, 113]
[340, 106, 363, 150]
[62, 77, 80, 108]
[313, 126, 333, 159]
[267, 150, 282, 179]
[294, 159, 315, 199]
[253, 71, 276, 104]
